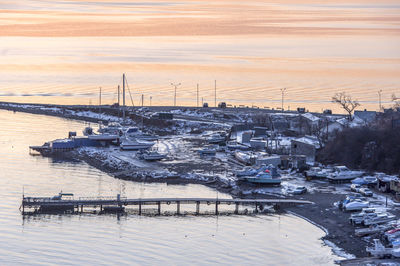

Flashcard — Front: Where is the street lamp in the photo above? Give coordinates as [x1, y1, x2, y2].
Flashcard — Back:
[378, 90, 382, 111]
[171, 83, 181, 107]
[280, 88, 287, 111]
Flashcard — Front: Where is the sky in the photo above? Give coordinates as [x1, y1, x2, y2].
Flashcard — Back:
[0, 0, 399, 112]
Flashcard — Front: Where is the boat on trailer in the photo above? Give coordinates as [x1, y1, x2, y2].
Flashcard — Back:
[120, 138, 154, 150]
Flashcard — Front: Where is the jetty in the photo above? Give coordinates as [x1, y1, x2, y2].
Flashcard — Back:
[21, 193, 313, 215]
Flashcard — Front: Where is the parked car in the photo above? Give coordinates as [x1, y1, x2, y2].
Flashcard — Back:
[360, 188, 373, 197]
[351, 184, 362, 192]
[293, 186, 307, 195]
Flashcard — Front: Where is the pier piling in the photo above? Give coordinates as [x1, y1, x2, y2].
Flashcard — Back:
[196, 201, 200, 215]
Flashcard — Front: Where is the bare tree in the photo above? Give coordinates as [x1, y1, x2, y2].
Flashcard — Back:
[332, 92, 360, 121]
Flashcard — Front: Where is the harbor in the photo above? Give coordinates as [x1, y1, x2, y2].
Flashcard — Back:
[1, 100, 398, 262]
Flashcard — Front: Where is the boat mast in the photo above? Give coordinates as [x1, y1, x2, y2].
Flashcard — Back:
[118, 85, 120, 106]
[123, 73, 126, 119]
[99, 87, 102, 116]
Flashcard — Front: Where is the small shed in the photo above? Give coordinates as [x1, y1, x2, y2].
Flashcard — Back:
[254, 127, 268, 137]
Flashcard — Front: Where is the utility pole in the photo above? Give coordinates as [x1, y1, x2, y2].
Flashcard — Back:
[99, 87, 102, 116]
[117, 85, 120, 106]
[141, 94, 144, 107]
[214, 80, 217, 107]
[197, 83, 199, 107]
[150, 96, 152, 106]
[171, 82, 181, 107]
[378, 89, 383, 111]
[122, 74, 126, 107]
[280, 88, 286, 111]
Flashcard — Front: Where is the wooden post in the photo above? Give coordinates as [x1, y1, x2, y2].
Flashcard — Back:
[81, 205, 84, 213]
[177, 201, 180, 215]
[215, 201, 219, 215]
[158, 201, 161, 215]
[139, 202, 142, 215]
[235, 202, 239, 214]
[196, 201, 200, 215]
[255, 202, 258, 213]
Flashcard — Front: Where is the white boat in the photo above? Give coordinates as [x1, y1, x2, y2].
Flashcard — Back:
[88, 133, 119, 141]
[366, 239, 393, 258]
[239, 169, 281, 185]
[364, 212, 396, 226]
[327, 166, 363, 182]
[344, 200, 369, 211]
[236, 167, 258, 177]
[305, 167, 332, 179]
[355, 224, 391, 237]
[234, 151, 256, 165]
[198, 147, 216, 156]
[125, 127, 158, 141]
[99, 122, 122, 135]
[120, 138, 154, 150]
[143, 151, 167, 161]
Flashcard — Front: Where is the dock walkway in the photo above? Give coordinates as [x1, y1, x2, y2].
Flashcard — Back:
[21, 195, 313, 215]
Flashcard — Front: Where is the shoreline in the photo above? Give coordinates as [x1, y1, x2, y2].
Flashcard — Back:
[2, 101, 385, 261]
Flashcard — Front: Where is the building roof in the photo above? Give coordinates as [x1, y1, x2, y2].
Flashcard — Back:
[292, 135, 320, 149]
[301, 113, 320, 122]
[354, 110, 377, 123]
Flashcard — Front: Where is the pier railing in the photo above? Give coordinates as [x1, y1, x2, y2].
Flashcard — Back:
[21, 196, 313, 215]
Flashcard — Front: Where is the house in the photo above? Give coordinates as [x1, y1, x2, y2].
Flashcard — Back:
[326, 121, 344, 136]
[290, 113, 320, 135]
[336, 115, 366, 128]
[354, 110, 377, 124]
[290, 135, 320, 162]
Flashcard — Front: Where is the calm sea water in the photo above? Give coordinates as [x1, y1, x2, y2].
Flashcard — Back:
[0, 110, 343, 265]
[0, 0, 399, 112]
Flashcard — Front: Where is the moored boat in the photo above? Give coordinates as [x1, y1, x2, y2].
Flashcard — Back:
[142, 151, 167, 161]
[120, 138, 155, 150]
[327, 166, 363, 183]
[239, 167, 281, 185]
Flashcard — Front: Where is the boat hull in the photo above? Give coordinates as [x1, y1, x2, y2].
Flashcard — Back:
[121, 144, 153, 150]
[241, 177, 281, 185]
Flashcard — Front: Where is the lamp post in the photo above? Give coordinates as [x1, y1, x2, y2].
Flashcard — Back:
[171, 83, 181, 107]
[378, 89, 382, 111]
[280, 88, 286, 111]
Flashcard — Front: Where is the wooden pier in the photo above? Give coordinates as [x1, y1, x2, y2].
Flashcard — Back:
[21, 193, 313, 215]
